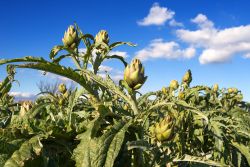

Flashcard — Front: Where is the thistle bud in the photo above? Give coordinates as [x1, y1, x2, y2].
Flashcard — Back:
[123, 104, 129, 110]
[62, 25, 79, 50]
[213, 84, 219, 92]
[59, 98, 64, 105]
[162, 87, 168, 95]
[152, 115, 174, 141]
[228, 88, 233, 93]
[63, 91, 69, 99]
[124, 59, 147, 90]
[228, 87, 238, 94]
[169, 80, 179, 90]
[182, 69, 192, 85]
[95, 30, 109, 44]
[20, 101, 33, 117]
[58, 83, 67, 94]
[178, 91, 185, 99]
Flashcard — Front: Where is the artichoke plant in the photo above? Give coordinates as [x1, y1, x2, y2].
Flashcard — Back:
[58, 83, 67, 94]
[124, 59, 147, 90]
[169, 80, 179, 90]
[213, 83, 219, 92]
[0, 24, 250, 167]
[182, 69, 192, 85]
[228, 87, 238, 94]
[151, 115, 175, 142]
[95, 30, 109, 44]
[162, 87, 168, 95]
[178, 91, 185, 99]
[62, 25, 79, 50]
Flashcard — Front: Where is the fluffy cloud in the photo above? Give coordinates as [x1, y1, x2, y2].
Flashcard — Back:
[96, 65, 123, 83]
[40, 71, 71, 82]
[138, 3, 175, 26]
[244, 53, 250, 58]
[169, 19, 184, 27]
[9, 92, 36, 100]
[176, 14, 250, 64]
[109, 51, 129, 58]
[79, 48, 129, 59]
[135, 39, 196, 61]
[99, 65, 113, 72]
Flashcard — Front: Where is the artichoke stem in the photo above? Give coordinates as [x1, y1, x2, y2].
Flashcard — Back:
[71, 53, 82, 70]
[130, 91, 139, 115]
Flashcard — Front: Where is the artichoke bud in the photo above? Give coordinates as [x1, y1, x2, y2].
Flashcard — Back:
[124, 59, 147, 90]
[123, 103, 129, 110]
[58, 83, 67, 94]
[228, 87, 238, 94]
[169, 80, 179, 90]
[182, 69, 192, 85]
[20, 101, 33, 117]
[228, 88, 233, 93]
[63, 91, 69, 99]
[59, 98, 64, 105]
[178, 91, 185, 99]
[153, 115, 174, 141]
[95, 30, 109, 45]
[162, 87, 168, 95]
[62, 25, 79, 50]
[232, 88, 238, 93]
[213, 84, 219, 92]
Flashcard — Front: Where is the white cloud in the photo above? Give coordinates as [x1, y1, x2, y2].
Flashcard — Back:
[97, 66, 124, 83]
[79, 48, 128, 59]
[112, 74, 123, 82]
[135, 39, 196, 61]
[78, 48, 86, 53]
[138, 3, 175, 26]
[9, 92, 36, 99]
[40, 71, 71, 82]
[191, 14, 214, 29]
[98, 72, 123, 83]
[176, 13, 250, 64]
[169, 19, 183, 27]
[109, 51, 129, 58]
[244, 53, 250, 58]
[99, 65, 113, 72]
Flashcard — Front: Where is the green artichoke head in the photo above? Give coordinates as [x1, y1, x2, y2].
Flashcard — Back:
[228, 87, 238, 94]
[213, 84, 219, 92]
[178, 91, 185, 99]
[95, 30, 109, 44]
[62, 25, 79, 50]
[182, 69, 192, 85]
[162, 87, 168, 95]
[169, 80, 179, 90]
[124, 59, 147, 90]
[58, 83, 67, 94]
[153, 115, 174, 141]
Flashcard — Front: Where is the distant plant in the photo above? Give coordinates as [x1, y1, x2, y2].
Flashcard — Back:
[0, 24, 249, 167]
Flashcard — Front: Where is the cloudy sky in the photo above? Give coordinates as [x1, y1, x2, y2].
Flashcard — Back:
[1, 0, 250, 101]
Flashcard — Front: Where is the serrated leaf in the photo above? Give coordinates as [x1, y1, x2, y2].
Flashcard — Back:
[173, 154, 228, 167]
[49, 45, 64, 60]
[4, 134, 49, 167]
[109, 41, 136, 49]
[73, 119, 131, 167]
[231, 141, 250, 166]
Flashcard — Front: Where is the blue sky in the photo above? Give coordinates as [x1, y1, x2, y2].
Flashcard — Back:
[1, 0, 250, 101]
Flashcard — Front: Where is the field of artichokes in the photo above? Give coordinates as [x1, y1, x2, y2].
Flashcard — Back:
[0, 24, 250, 167]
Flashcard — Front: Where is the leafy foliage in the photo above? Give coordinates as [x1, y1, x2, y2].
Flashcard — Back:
[0, 24, 249, 167]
